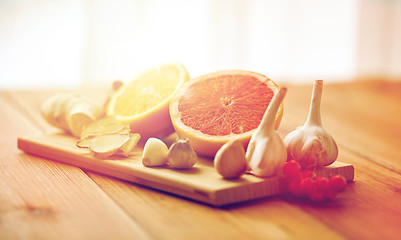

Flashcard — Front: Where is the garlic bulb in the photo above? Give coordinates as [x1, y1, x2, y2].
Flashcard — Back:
[167, 138, 197, 169]
[214, 139, 248, 179]
[283, 80, 338, 169]
[245, 87, 287, 177]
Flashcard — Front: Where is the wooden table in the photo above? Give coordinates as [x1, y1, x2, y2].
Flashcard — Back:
[1, 80, 401, 240]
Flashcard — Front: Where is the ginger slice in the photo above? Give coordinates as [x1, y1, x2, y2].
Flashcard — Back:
[76, 127, 130, 148]
[77, 116, 130, 148]
[80, 116, 129, 139]
[69, 113, 97, 139]
[119, 133, 141, 157]
[76, 137, 93, 148]
[89, 134, 130, 159]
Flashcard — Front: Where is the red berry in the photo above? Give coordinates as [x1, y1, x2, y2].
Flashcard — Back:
[330, 175, 347, 192]
[316, 177, 330, 192]
[284, 166, 346, 203]
[309, 189, 325, 202]
[283, 160, 301, 179]
[302, 170, 316, 179]
[288, 179, 303, 196]
[307, 177, 335, 202]
[300, 177, 315, 195]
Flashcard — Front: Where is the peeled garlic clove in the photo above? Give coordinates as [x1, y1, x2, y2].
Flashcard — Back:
[283, 80, 338, 169]
[167, 138, 197, 169]
[89, 133, 130, 159]
[214, 139, 247, 179]
[142, 138, 168, 167]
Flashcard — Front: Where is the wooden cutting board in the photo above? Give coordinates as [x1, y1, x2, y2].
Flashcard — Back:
[17, 133, 354, 206]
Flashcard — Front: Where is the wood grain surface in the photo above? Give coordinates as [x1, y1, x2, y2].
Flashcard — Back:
[1, 80, 401, 240]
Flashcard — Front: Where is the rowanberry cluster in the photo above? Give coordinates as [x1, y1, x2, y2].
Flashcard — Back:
[282, 160, 347, 202]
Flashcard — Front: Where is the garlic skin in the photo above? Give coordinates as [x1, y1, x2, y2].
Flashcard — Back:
[167, 138, 197, 169]
[214, 139, 248, 179]
[245, 87, 287, 177]
[142, 138, 169, 167]
[283, 80, 338, 169]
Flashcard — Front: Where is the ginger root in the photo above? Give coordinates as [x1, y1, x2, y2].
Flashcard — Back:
[80, 116, 128, 139]
[41, 93, 103, 137]
[77, 116, 141, 159]
[41, 94, 142, 159]
[120, 133, 141, 157]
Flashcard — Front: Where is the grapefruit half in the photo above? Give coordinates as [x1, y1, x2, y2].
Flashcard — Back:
[169, 70, 283, 157]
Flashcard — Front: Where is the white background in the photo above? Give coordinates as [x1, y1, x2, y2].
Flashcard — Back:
[1, 0, 400, 89]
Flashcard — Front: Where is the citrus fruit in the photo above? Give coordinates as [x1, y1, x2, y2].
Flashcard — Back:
[169, 70, 283, 157]
[106, 63, 190, 138]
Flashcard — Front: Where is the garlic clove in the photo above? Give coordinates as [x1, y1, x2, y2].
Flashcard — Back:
[167, 138, 197, 169]
[142, 138, 169, 167]
[283, 80, 338, 169]
[214, 139, 248, 179]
